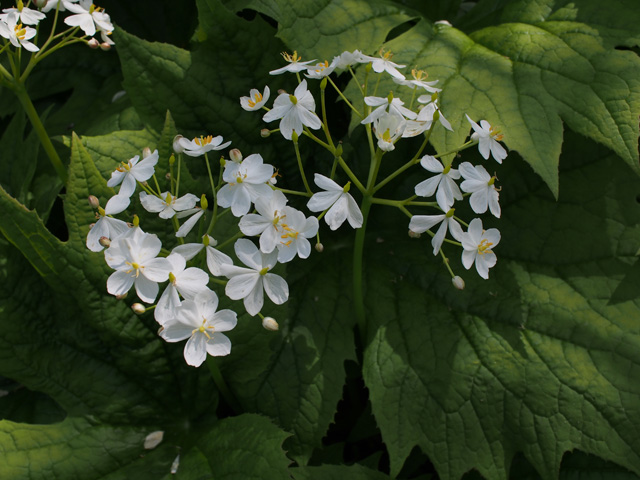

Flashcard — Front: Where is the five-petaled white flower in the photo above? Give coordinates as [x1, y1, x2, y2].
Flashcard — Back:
[221, 239, 289, 316]
[104, 227, 172, 303]
[269, 51, 316, 75]
[361, 95, 417, 125]
[414, 155, 463, 208]
[238, 189, 288, 253]
[409, 197, 463, 255]
[159, 290, 237, 367]
[262, 79, 322, 140]
[176, 135, 231, 157]
[359, 49, 406, 80]
[393, 68, 440, 93]
[86, 194, 130, 252]
[0, 12, 39, 51]
[240, 86, 270, 111]
[217, 154, 274, 217]
[307, 174, 363, 231]
[275, 206, 319, 263]
[140, 191, 199, 219]
[305, 60, 336, 79]
[373, 112, 406, 152]
[459, 162, 501, 218]
[63, 0, 113, 37]
[107, 150, 159, 198]
[460, 218, 500, 279]
[465, 114, 507, 163]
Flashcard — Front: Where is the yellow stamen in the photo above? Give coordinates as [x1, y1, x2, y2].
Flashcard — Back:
[14, 24, 26, 40]
[248, 92, 263, 108]
[477, 239, 493, 255]
[281, 51, 301, 63]
[194, 135, 213, 146]
[411, 68, 428, 81]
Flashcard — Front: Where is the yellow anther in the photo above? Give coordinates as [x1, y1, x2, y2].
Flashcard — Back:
[248, 92, 263, 108]
[477, 239, 494, 255]
[282, 51, 301, 63]
[411, 68, 428, 80]
[194, 135, 213, 146]
[14, 24, 26, 40]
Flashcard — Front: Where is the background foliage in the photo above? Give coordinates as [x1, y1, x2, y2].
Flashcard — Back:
[0, 0, 639, 479]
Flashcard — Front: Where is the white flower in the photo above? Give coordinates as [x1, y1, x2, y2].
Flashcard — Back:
[41, 0, 71, 13]
[307, 174, 363, 230]
[107, 150, 159, 198]
[460, 218, 500, 279]
[359, 49, 406, 80]
[408, 197, 463, 255]
[361, 95, 416, 124]
[170, 236, 232, 276]
[262, 79, 322, 140]
[0, 6, 46, 26]
[221, 239, 289, 316]
[238, 189, 288, 253]
[0, 13, 39, 51]
[63, 0, 113, 37]
[373, 112, 406, 152]
[159, 290, 237, 367]
[154, 253, 210, 326]
[86, 195, 130, 252]
[414, 155, 462, 208]
[393, 68, 440, 93]
[240, 86, 270, 111]
[104, 227, 172, 303]
[269, 51, 316, 75]
[465, 114, 507, 163]
[176, 135, 231, 157]
[217, 154, 274, 217]
[415, 96, 452, 131]
[331, 49, 364, 70]
[140, 191, 198, 219]
[459, 162, 501, 218]
[305, 60, 336, 79]
[275, 206, 319, 263]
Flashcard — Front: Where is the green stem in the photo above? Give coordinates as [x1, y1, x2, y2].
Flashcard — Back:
[352, 195, 373, 336]
[337, 156, 366, 194]
[204, 154, 219, 235]
[293, 138, 312, 195]
[13, 84, 67, 184]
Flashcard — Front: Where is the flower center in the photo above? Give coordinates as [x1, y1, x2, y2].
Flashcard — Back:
[125, 261, 142, 277]
[169, 272, 177, 285]
[194, 135, 213, 146]
[314, 60, 329, 72]
[259, 267, 269, 275]
[116, 160, 132, 172]
[281, 51, 301, 63]
[194, 318, 214, 339]
[490, 126, 503, 141]
[14, 24, 26, 41]
[411, 68, 428, 81]
[248, 92, 263, 108]
[289, 94, 298, 105]
[477, 239, 493, 255]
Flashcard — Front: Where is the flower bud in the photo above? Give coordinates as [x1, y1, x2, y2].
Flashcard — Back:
[291, 131, 299, 143]
[33, 0, 47, 8]
[408, 229, 421, 238]
[142, 147, 152, 158]
[315, 242, 324, 253]
[116, 293, 128, 300]
[260, 129, 271, 138]
[99, 236, 111, 248]
[229, 148, 243, 163]
[88, 195, 100, 208]
[320, 77, 328, 90]
[173, 135, 185, 153]
[452, 276, 465, 290]
[131, 303, 146, 315]
[100, 42, 112, 51]
[87, 38, 100, 49]
[200, 194, 208, 210]
[335, 142, 343, 157]
[277, 89, 287, 95]
[262, 316, 279, 331]
[165, 172, 171, 180]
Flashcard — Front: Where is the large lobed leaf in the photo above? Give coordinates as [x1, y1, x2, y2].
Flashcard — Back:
[362, 131, 640, 479]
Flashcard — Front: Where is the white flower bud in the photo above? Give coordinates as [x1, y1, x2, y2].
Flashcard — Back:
[170, 454, 180, 474]
[87, 38, 100, 49]
[452, 276, 465, 290]
[173, 135, 185, 153]
[142, 147, 152, 158]
[100, 42, 112, 51]
[260, 129, 271, 138]
[143, 431, 164, 450]
[315, 243, 324, 253]
[115, 292, 128, 300]
[408, 229, 421, 238]
[165, 172, 171, 180]
[88, 195, 100, 208]
[229, 148, 243, 163]
[99, 236, 111, 248]
[33, 0, 47, 8]
[131, 303, 146, 315]
[262, 316, 279, 331]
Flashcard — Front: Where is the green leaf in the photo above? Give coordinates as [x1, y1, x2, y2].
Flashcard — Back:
[221, 252, 357, 464]
[175, 414, 291, 479]
[291, 463, 392, 479]
[258, 0, 415, 60]
[0, 416, 175, 479]
[362, 131, 640, 479]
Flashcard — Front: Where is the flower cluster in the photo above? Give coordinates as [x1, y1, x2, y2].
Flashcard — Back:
[86, 46, 509, 367]
[0, 0, 114, 54]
